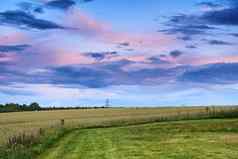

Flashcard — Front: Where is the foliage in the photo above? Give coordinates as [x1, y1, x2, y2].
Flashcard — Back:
[0, 102, 41, 113]
[0, 102, 110, 113]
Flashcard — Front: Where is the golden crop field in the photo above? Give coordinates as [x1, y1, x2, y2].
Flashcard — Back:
[0, 106, 232, 145]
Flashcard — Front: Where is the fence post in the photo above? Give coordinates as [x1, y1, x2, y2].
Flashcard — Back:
[60, 119, 65, 127]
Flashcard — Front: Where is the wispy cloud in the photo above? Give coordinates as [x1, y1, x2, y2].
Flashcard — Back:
[45, 0, 76, 10]
[64, 8, 176, 53]
[207, 40, 232, 45]
[0, 10, 64, 30]
[170, 50, 183, 58]
[0, 44, 30, 52]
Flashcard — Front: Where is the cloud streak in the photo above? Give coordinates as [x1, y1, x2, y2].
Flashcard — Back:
[0, 44, 30, 52]
[46, 0, 76, 10]
[0, 10, 64, 30]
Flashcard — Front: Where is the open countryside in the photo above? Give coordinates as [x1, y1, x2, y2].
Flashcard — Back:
[1, 0, 238, 158]
[1, 106, 238, 159]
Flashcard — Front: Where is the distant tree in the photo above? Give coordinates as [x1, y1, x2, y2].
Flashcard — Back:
[29, 102, 41, 111]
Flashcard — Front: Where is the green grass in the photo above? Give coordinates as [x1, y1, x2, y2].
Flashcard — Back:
[38, 118, 238, 159]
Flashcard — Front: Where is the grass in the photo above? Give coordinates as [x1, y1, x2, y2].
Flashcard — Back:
[38, 118, 238, 159]
[0, 106, 238, 159]
[0, 127, 74, 159]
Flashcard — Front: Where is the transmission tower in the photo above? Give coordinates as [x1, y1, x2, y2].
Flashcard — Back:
[105, 98, 110, 107]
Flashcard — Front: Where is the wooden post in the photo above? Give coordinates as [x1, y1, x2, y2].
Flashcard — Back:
[60, 119, 65, 126]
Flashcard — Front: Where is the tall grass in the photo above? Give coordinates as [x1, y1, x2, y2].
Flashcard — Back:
[0, 127, 74, 159]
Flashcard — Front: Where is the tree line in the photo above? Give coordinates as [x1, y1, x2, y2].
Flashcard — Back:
[0, 103, 41, 113]
[0, 102, 110, 113]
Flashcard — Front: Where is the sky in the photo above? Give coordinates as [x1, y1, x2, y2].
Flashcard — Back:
[0, 0, 238, 107]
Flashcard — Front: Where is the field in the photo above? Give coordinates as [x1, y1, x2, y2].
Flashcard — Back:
[0, 107, 210, 145]
[0, 107, 238, 159]
[39, 119, 238, 159]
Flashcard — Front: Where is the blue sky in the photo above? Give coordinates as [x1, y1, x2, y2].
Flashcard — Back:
[0, 0, 238, 107]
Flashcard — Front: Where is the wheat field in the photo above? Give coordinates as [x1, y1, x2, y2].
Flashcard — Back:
[0, 106, 233, 145]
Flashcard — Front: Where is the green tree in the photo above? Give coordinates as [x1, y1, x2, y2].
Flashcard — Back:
[29, 102, 41, 111]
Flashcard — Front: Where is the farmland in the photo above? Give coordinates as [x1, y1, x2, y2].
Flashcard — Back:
[0, 107, 238, 159]
[39, 119, 238, 159]
[0, 107, 210, 145]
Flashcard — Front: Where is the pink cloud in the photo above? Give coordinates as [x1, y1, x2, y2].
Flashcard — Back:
[0, 30, 30, 65]
[65, 8, 176, 53]
[17, 43, 95, 67]
[4, 8, 175, 68]
[0, 54, 17, 63]
[0, 76, 6, 80]
[54, 50, 95, 65]
[0, 31, 29, 45]
[65, 9, 111, 37]
[178, 55, 238, 66]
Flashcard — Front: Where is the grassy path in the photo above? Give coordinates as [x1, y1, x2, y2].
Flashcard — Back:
[39, 119, 238, 159]
[39, 129, 120, 159]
